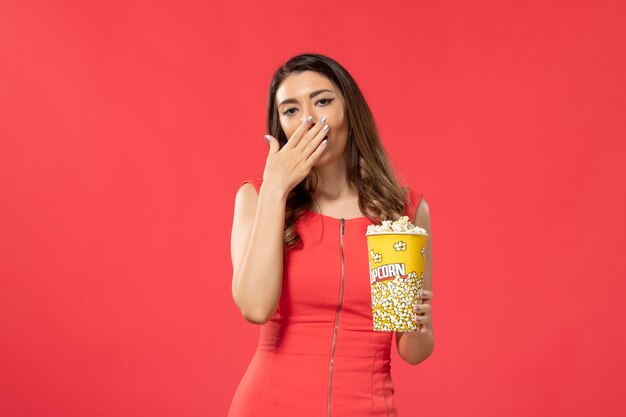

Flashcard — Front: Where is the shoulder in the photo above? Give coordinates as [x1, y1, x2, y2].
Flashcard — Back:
[402, 185, 429, 227]
[237, 177, 262, 195]
[402, 186, 424, 217]
[412, 194, 430, 232]
[234, 178, 262, 215]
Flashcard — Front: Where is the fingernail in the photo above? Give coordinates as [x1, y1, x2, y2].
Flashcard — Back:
[320, 116, 327, 123]
[264, 135, 270, 142]
[306, 116, 313, 124]
[322, 124, 329, 132]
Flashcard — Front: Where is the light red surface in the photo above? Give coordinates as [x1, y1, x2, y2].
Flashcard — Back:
[1, 1, 624, 416]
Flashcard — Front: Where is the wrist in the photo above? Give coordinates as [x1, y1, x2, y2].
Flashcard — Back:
[398, 327, 434, 365]
[405, 327, 433, 339]
[259, 182, 289, 202]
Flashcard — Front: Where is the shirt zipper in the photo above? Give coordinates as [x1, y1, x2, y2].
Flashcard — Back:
[328, 218, 345, 417]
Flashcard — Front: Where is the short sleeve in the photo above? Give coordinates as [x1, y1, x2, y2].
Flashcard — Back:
[404, 187, 424, 221]
[239, 177, 263, 194]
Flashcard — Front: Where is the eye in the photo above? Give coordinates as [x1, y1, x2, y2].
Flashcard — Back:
[282, 98, 334, 116]
[318, 98, 333, 106]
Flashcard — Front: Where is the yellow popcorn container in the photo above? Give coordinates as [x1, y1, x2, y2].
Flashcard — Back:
[366, 231, 428, 332]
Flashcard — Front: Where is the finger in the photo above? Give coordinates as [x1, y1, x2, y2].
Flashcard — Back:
[264, 134, 280, 156]
[303, 122, 330, 158]
[415, 321, 426, 333]
[420, 290, 433, 300]
[295, 116, 327, 150]
[413, 314, 422, 323]
[283, 115, 314, 149]
[414, 317, 429, 335]
[304, 136, 328, 165]
[413, 303, 431, 314]
[413, 311, 430, 322]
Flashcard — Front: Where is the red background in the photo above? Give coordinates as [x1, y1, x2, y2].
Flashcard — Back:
[1, 1, 625, 416]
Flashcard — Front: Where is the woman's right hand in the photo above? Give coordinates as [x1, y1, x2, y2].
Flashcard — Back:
[262, 115, 329, 195]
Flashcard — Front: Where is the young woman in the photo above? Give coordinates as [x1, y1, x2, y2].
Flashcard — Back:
[228, 53, 434, 417]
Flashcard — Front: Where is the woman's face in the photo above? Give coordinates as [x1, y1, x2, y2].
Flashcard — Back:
[275, 70, 349, 166]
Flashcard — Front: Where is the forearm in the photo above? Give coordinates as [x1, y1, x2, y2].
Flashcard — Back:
[234, 183, 287, 323]
[398, 329, 434, 365]
[399, 195, 434, 365]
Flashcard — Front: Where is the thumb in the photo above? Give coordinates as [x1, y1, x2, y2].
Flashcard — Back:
[264, 134, 279, 155]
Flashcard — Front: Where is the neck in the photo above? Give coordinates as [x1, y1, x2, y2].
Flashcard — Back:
[311, 157, 355, 200]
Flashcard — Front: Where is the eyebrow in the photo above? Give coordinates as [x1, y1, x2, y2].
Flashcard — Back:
[278, 89, 334, 107]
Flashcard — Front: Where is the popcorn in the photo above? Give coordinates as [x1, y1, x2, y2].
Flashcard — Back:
[369, 249, 383, 263]
[366, 215, 428, 236]
[393, 241, 407, 251]
[366, 215, 429, 332]
[371, 272, 424, 331]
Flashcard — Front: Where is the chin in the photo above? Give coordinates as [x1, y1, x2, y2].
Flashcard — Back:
[313, 153, 329, 166]
[314, 151, 338, 167]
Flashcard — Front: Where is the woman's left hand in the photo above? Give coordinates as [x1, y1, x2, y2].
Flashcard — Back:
[413, 289, 433, 333]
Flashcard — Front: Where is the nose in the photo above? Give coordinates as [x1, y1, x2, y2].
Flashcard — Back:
[302, 114, 316, 129]
[304, 115, 327, 126]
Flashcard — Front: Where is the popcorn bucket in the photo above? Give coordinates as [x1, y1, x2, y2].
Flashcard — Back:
[366, 231, 428, 332]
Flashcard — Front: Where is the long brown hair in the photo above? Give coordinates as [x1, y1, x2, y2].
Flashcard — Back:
[266, 53, 413, 252]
